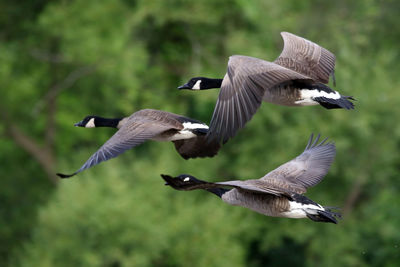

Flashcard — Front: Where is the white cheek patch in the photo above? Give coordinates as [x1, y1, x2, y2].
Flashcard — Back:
[192, 80, 202, 90]
[184, 177, 190, 182]
[182, 122, 209, 130]
[86, 118, 96, 128]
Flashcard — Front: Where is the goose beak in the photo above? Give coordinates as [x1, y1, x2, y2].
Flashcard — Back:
[161, 174, 172, 186]
[74, 120, 85, 127]
[178, 83, 190, 90]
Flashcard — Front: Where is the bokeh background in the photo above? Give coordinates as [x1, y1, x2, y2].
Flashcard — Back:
[1, 0, 400, 266]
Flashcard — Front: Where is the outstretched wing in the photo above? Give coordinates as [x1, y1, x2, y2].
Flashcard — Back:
[207, 55, 310, 143]
[215, 179, 295, 197]
[259, 134, 336, 194]
[57, 122, 173, 178]
[274, 32, 336, 85]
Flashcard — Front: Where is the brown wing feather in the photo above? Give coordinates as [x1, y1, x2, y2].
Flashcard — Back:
[216, 179, 297, 196]
[129, 109, 188, 130]
[207, 55, 311, 143]
[274, 32, 336, 85]
[259, 134, 336, 193]
[58, 121, 175, 178]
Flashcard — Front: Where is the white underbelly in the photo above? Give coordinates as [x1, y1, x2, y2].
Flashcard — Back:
[152, 130, 197, 142]
[295, 89, 340, 105]
[167, 130, 197, 141]
[280, 209, 308, 218]
[152, 121, 209, 142]
[294, 98, 319, 106]
[280, 201, 324, 218]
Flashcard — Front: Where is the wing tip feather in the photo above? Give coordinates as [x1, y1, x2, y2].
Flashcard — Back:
[305, 133, 336, 151]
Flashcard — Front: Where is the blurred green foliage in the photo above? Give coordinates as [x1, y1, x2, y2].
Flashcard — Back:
[1, 0, 400, 266]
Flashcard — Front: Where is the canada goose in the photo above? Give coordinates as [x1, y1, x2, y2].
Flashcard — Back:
[57, 109, 220, 178]
[161, 134, 341, 224]
[178, 32, 354, 143]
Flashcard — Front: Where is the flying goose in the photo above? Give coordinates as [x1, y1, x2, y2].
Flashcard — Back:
[178, 32, 355, 143]
[57, 109, 220, 178]
[161, 134, 341, 224]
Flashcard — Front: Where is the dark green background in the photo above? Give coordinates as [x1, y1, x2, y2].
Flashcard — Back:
[1, 0, 399, 266]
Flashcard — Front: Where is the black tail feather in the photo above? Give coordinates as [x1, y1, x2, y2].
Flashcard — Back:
[173, 135, 220, 160]
[191, 128, 208, 135]
[306, 207, 342, 224]
[314, 96, 355, 110]
[56, 172, 77, 179]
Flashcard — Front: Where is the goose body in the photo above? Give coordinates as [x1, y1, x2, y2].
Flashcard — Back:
[178, 32, 355, 143]
[57, 109, 220, 178]
[220, 187, 327, 220]
[161, 134, 341, 223]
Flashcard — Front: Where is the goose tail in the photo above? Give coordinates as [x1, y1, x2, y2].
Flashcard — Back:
[306, 207, 342, 224]
[173, 135, 220, 160]
[314, 95, 355, 110]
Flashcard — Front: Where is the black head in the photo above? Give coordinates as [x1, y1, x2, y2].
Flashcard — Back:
[161, 174, 206, 190]
[74, 115, 122, 128]
[74, 115, 98, 128]
[178, 77, 205, 90]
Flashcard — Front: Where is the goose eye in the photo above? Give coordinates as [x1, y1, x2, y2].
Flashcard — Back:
[183, 177, 190, 182]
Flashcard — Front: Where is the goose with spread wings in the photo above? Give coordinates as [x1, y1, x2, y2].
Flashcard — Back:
[57, 109, 220, 178]
[161, 134, 341, 224]
[178, 32, 355, 143]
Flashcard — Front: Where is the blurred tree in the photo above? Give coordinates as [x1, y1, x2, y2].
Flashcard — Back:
[1, 0, 399, 266]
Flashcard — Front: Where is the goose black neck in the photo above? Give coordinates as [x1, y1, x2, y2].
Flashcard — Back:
[201, 78, 223, 89]
[95, 117, 122, 128]
[206, 188, 230, 198]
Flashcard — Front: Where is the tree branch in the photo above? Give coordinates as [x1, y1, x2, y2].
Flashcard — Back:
[30, 48, 66, 63]
[343, 174, 367, 217]
[1, 64, 95, 185]
[33, 65, 96, 115]
[0, 109, 58, 185]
